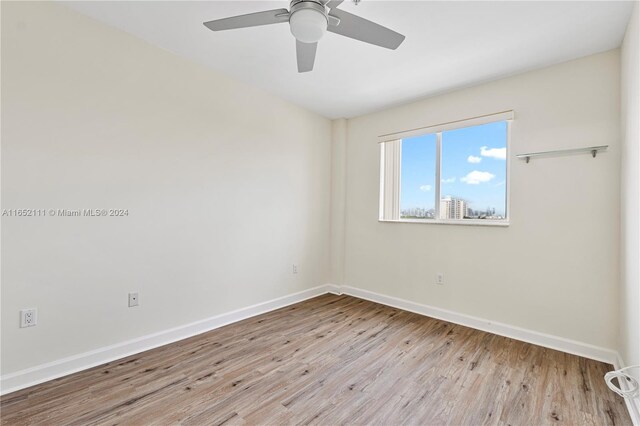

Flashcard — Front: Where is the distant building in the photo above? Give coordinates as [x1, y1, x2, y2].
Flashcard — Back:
[402, 199, 501, 220]
[400, 207, 435, 219]
[440, 197, 467, 220]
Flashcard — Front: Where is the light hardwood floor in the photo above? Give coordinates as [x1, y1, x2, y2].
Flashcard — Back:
[0, 294, 631, 425]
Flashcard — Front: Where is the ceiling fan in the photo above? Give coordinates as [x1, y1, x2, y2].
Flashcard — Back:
[203, 0, 405, 73]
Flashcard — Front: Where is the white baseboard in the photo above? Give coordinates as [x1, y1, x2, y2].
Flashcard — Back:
[325, 283, 341, 295]
[0, 284, 336, 395]
[339, 285, 618, 364]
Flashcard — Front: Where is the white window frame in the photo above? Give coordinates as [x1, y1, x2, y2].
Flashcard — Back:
[379, 111, 513, 227]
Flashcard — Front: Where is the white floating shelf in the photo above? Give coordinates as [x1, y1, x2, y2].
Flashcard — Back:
[516, 145, 608, 163]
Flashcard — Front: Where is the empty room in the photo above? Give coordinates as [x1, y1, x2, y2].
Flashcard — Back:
[1, 0, 639, 424]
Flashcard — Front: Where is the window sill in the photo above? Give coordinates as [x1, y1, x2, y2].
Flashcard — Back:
[379, 219, 510, 227]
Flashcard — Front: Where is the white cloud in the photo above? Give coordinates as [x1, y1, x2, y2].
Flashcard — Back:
[461, 171, 495, 185]
[419, 184, 432, 192]
[480, 146, 507, 160]
[467, 155, 482, 164]
[441, 177, 456, 184]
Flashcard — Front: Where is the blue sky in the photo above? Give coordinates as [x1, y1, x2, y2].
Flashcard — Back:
[400, 121, 507, 215]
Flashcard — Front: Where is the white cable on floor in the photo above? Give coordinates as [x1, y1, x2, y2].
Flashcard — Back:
[605, 365, 640, 398]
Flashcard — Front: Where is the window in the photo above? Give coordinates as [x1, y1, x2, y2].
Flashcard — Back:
[400, 134, 437, 219]
[379, 111, 511, 225]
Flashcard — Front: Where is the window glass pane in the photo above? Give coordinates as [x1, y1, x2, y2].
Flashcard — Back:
[400, 134, 437, 220]
[440, 121, 507, 220]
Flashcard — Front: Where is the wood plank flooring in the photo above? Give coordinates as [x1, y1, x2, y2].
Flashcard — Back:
[0, 294, 631, 425]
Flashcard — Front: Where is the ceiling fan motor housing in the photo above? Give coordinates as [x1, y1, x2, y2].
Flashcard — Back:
[289, 0, 328, 44]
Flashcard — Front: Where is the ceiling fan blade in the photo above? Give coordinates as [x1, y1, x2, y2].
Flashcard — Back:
[203, 8, 289, 31]
[327, 9, 405, 49]
[296, 40, 317, 73]
[325, 0, 344, 8]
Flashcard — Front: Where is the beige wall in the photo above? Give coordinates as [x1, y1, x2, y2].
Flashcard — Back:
[1, 2, 331, 374]
[343, 50, 621, 350]
[620, 2, 640, 378]
[330, 119, 348, 285]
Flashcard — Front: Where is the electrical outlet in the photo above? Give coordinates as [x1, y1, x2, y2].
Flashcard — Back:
[436, 273, 444, 285]
[292, 264, 299, 274]
[20, 308, 37, 328]
[128, 292, 139, 307]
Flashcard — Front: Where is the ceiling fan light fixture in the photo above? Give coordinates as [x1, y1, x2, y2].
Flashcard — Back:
[289, 8, 328, 44]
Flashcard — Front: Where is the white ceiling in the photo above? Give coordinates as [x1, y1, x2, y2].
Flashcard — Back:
[62, 1, 634, 119]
